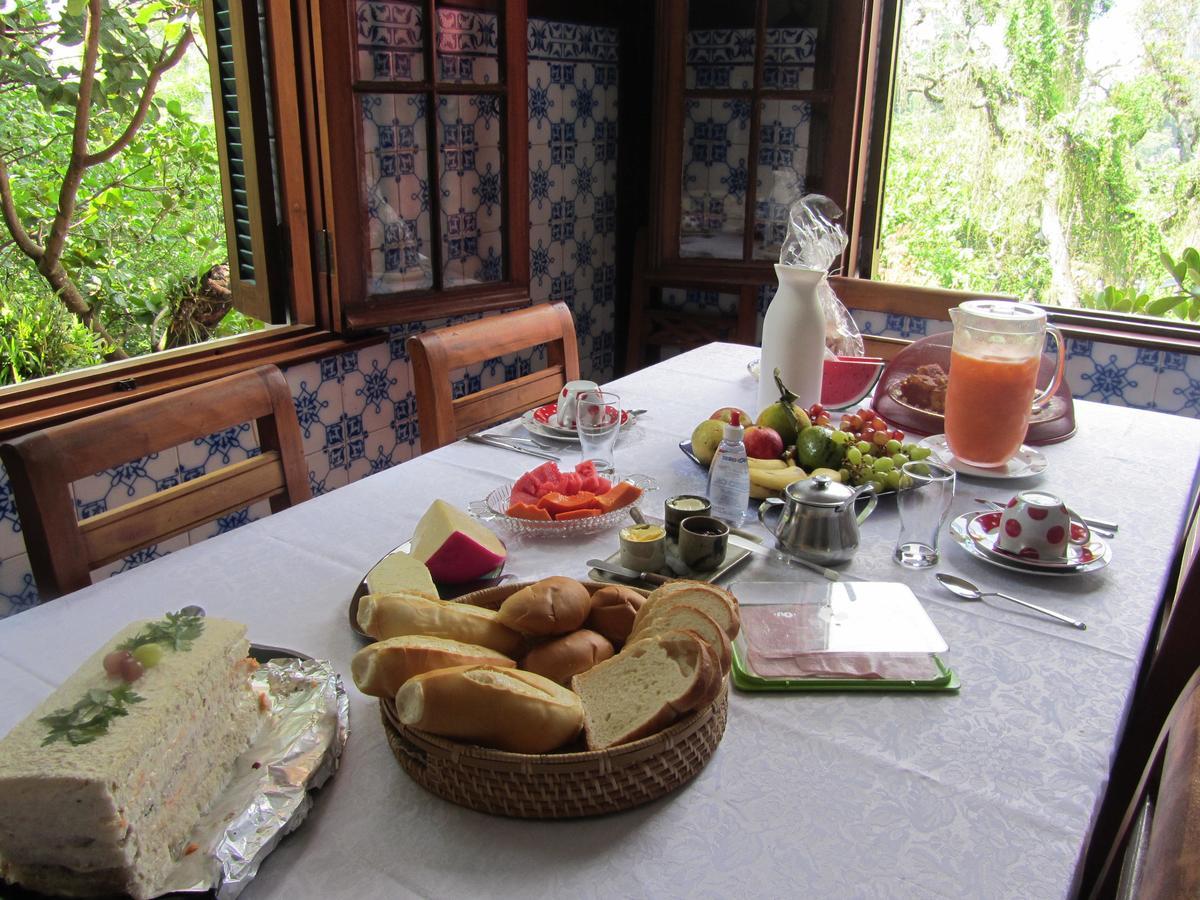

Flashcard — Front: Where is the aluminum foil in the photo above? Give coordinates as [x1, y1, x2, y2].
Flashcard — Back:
[156, 656, 350, 899]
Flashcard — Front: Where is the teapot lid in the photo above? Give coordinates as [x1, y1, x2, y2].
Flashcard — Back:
[784, 474, 856, 507]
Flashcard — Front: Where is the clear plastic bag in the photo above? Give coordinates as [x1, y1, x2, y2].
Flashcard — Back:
[779, 194, 865, 358]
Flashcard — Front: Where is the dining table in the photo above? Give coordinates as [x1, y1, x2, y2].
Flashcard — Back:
[2, 341, 1199, 899]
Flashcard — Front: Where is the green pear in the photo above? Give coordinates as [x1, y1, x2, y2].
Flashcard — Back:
[755, 402, 810, 446]
[691, 419, 725, 466]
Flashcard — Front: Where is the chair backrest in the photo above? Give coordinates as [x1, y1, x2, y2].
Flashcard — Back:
[407, 302, 580, 452]
[0, 364, 311, 600]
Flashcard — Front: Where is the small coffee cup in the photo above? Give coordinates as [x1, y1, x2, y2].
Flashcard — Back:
[664, 495, 712, 539]
[618, 523, 667, 573]
[556, 380, 600, 428]
[996, 491, 1091, 561]
[678, 515, 729, 572]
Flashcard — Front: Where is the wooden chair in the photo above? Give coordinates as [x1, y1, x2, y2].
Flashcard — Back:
[0, 364, 311, 601]
[407, 301, 580, 452]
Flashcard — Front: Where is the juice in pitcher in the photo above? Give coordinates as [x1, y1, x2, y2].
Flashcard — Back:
[943, 301, 1065, 468]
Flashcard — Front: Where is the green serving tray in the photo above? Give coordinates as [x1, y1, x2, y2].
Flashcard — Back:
[731, 643, 960, 693]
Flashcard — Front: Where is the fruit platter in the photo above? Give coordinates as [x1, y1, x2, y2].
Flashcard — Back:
[686, 370, 934, 499]
[470, 461, 656, 536]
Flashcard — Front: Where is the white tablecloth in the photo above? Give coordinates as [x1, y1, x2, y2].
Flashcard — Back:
[3, 342, 1198, 899]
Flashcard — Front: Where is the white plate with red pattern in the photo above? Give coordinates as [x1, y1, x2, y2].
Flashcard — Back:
[521, 403, 637, 440]
[950, 511, 1110, 575]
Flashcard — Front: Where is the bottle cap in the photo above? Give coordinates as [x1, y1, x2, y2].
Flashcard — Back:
[723, 411, 744, 442]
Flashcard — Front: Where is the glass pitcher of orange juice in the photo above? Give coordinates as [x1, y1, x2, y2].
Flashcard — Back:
[944, 301, 1065, 468]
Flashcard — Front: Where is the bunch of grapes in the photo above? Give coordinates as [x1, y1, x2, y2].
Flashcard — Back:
[808, 404, 933, 493]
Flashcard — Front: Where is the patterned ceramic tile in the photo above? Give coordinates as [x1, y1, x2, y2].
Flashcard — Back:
[0, 463, 25, 561]
[72, 446, 184, 521]
[1154, 350, 1200, 418]
[285, 360, 346, 458]
[686, 28, 756, 90]
[849, 309, 953, 341]
[187, 500, 272, 545]
[90, 533, 191, 584]
[0, 554, 38, 619]
[436, 7, 499, 85]
[681, 97, 752, 260]
[438, 94, 504, 287]
[753, 100, 811, 260]
[1065, 340, 1158, 409]
[763, 27, 817, 90]
[355, 0, 424, 82]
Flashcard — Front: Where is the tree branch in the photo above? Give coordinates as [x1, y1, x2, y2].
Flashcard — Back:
[0, 158, 44, 260]
[84, 29, 194, 167]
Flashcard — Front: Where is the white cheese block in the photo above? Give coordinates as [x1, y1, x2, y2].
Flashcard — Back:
[365, 551, 438, 597]
[410, 499, 507, 584]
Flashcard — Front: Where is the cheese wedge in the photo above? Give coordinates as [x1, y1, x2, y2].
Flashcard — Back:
[365, 551, 438, 597]
[410, 499, 507, 583]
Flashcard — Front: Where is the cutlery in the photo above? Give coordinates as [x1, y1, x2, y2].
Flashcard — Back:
[465, 433, 560, 460]
[974, 498, 1117, 535]
[935, 572, 1086, 630]
[586, 558, 671, 586]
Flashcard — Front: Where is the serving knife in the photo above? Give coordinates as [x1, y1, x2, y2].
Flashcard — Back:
[465, 433, 560, 461]
[586, 559, 672, 586]
[726, 533, 845, 582]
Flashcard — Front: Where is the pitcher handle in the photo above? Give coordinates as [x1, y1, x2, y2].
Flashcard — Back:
[1033, 324, 1066, 409]
[758, 497, 785, 537]
[852, 484, 877, 524]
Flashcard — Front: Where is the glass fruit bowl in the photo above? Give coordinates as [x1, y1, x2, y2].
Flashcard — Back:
[469, 475, 657, 537]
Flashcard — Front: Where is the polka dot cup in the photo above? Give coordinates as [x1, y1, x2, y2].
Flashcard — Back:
[996, 491, 1092, 561]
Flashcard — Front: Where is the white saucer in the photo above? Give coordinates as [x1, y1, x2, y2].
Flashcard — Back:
[918, 434, 1048, 480]
[948, 512, 1110, 576]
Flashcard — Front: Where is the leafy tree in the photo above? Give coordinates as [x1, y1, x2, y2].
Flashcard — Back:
[0, 0, 207, 361]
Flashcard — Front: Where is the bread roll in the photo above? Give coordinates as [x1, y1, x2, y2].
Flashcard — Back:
[496, 577, 591, 636]
[356, 591, 523, 656]
[571, 630, 718, 749]
[395, 665, 583, 753]
[633, 581, 740, 639]
[351, 635, 514, 698]
[633, 604, 732, 674]
[522, 629, 614, 685]
[585, 585, 647, 644]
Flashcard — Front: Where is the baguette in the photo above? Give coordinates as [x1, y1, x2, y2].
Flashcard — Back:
[395, 665, 583, 753]
[633, 581, 740, 639]
[571, 630, 718, 749]
[351, 635, 515, 698]
[496, 577, 592, 636]
[522, 629, 614, 685]
[584, 585, 647, 644]
[356, 591, 523, 656]
[633, 604, 732, 674]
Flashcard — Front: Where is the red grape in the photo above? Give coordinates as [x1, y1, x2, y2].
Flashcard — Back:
[872, 431, 890, 446]
[120, 656, 145, 683]
[103, 650, 129, 678]
[861, 427, 876, 442]
[849, 415, 863, 429]
[871, 418, 888, 431]
[892, 429, 905, 441]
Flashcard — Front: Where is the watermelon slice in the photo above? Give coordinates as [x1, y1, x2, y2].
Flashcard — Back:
[822, 358, 885, 409]
[510, 488, 540, 506]
[574, 460, 599, 479]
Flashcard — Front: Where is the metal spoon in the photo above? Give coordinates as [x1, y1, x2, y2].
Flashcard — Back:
[935, 573, 1087, 630]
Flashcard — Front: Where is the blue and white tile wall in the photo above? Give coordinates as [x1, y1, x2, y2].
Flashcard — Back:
[0, 13, 618, 617]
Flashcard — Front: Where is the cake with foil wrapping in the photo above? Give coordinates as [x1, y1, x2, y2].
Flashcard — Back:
[0, 614, 265, 899]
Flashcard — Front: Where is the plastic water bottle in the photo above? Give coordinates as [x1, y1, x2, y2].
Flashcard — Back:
[707, 412, 750, 525]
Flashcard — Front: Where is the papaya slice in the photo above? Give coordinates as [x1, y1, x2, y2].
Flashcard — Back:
[554, 508, 602, 521]
[506, 502, 552, 521]
[536, 491, 602, 517]
[595, 481, 642, 513]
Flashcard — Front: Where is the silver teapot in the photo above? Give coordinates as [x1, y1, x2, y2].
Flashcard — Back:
[758, 475, 877, 566]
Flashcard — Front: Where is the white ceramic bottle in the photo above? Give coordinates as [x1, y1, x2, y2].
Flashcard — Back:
[757, 264, 827, 414]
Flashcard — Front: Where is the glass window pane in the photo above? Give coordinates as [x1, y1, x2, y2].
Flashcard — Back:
[356, 0, 425, 81]
[361, 94, 434, 293]
[680, 97, 752, 259]
[437, 94, 504, 286]
[753, 99, 813, 260]
[765, 0, 826, 91]
[436, 3, 500, 85]
[686, 0, 757, 91]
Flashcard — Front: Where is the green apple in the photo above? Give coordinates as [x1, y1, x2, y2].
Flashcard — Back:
[691, 419, 725, 466]
[709, 407, 753, 426]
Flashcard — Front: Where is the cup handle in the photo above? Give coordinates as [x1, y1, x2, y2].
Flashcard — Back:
[1033, 324, 1066, 409]
[1067, 510, 1092, 545]
[758, 497, 785, 537]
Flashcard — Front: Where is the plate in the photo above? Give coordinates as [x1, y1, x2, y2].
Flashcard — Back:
[677, 441, 897, 499]
[965, 510, 1107, 570]
[468, 475, 657, 538]
[918, 434, 1048, 480]
[587, 530, 755, 587]
[531, 401, 633, 434]
[949, 512, 1110, 576]
[886, 381, 1069, 426]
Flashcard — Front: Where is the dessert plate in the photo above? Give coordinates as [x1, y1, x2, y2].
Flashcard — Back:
[886, 382, 1067, 425]
[530, 401, 632, 433]
[965, 510, 1107, 569]
[918, 434, 1048, 480]
[949, 512, 1110, 576]
[520, 409, 638, 443]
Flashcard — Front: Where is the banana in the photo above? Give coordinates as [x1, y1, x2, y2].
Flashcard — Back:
[810, 467, 844, 482]
[749, 464, 809, 494]
[747, 456, 788, 470]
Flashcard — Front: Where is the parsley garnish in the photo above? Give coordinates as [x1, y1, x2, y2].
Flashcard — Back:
[117, 611, 204, 652]
[40, 684, 145, 746]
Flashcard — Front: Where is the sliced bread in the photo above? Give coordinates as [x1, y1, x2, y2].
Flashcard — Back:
[632, 581, 740, 640]
[633, 604, 732, 674]
[571, 630, 718, 750]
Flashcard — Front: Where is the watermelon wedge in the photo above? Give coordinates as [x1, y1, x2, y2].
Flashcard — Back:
[822, 357, 885, 409]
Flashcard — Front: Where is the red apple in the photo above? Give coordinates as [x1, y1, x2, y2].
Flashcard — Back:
[743, 425, 784, 459]
[710, 407, 753, 426]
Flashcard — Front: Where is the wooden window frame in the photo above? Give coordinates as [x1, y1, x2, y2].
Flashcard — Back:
[314, 0, 531, 332]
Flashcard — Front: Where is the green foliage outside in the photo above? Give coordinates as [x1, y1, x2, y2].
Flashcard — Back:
[878, 0, 1200, 323]
[0, 0, 261, 385]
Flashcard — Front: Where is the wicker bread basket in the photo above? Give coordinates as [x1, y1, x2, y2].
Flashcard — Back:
[381, 580, 730, 818]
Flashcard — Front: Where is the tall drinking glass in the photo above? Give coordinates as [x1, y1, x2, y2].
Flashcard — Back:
[576, 389, 621, 476]
[893, 461, 956, 569]
[944, 300, 1065, 468]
